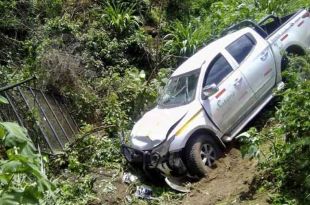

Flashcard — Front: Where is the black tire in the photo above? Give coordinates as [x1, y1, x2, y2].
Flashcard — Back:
[281, 55, 289, 71]
[184, 134, 221, 177]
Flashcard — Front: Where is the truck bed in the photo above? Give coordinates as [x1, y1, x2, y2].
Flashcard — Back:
[258, 10, 302, 38]
[261, 14, 295, 35]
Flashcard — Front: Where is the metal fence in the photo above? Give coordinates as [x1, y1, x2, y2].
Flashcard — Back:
[0, 84, 79, 154]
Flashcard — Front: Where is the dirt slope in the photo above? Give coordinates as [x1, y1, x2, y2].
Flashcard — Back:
[182, 146, 263, 205]
[90, 144, 268, 205]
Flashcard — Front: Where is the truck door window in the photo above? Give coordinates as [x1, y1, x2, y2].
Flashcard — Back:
[226, 34, 256, 64]
[204, 54, 233, 86]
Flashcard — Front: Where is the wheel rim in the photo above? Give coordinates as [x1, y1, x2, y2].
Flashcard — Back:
[200, 143, 216, 167]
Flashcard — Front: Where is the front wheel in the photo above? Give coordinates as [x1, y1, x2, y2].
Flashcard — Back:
[184, 135, 222, 177]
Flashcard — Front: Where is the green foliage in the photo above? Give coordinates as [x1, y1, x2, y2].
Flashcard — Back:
[254, 0, 310, 14]
[46, 175, 96, 205]
[0, 121, 54, 204]
[45, 15, 80, 36]
[67, 130, 122, 172]
[99, 68, 159, 133]
[62, 67, 162, 134]
[101, 0, 141, 35]
[33, 0, 63, 19]
[0, 95, 8, 104]
[44, 124, 123, 204]
[164, 19, 210, 57]
[162, 0, 310, 59]
[163, 0, 257, 58]
[48, 124, 122, 174]
[1, 0, 310, 204]
[239, 128, 262, 159]
[165, 0, 192, 20]
[240, 53, 310, 203]
[0, 1, 31, 28]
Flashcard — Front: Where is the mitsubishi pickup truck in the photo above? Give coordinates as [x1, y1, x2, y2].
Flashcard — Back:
[121, 9, 310, 178]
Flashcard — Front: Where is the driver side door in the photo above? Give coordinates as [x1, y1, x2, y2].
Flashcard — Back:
[201, 53, 255, 133]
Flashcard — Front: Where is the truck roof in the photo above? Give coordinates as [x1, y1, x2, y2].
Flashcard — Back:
[171, 28, 250, 77]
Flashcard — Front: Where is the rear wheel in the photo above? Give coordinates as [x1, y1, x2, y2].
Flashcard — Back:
[282, 46, 305, 71]
[184, 134, 222, 177]
[281, 55, 289, 71]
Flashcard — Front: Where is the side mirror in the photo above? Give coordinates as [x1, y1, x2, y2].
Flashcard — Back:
[202, 84, 219, 99]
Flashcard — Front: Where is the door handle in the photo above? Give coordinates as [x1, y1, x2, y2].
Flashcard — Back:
[260, 50, 269, 61]
[233, 77, 242, 87]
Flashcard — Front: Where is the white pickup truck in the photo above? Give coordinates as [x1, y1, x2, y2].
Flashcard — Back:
[121, 9, 310, 178]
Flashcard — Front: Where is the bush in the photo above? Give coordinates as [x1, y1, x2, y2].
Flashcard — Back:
[240, 53, 310, 204]
[164, 18, 210, 57]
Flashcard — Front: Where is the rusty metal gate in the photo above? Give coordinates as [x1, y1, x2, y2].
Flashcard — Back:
[0, 77, 79, 153]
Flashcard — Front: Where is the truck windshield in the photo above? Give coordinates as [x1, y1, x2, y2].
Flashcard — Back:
[158, 69, 200, 107]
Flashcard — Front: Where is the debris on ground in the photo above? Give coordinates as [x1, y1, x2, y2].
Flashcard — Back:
[135, 185, 153, 200]
[122, 172, 138, 184]
[88, 144, 262, 204]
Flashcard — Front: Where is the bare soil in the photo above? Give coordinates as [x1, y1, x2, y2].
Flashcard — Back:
[90, 168, 129, 205]
[182, 145, 266, 205]
[90, 143, 269, 205]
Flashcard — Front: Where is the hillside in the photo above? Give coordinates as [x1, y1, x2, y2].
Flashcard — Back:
[1, 0, 310, 204]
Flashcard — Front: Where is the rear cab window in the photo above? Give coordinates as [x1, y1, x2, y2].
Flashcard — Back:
[226, 33, 256, 64]
[203, 54, 233, 86]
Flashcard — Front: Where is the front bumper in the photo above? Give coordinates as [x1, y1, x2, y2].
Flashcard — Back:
[121, 136, 187, 176]
[121, 144, 161, 168]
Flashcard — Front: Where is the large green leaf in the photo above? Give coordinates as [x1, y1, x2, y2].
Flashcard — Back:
[0, 173, 11, 185]
[1, 155, 42, 179]
[0, 126, 5, 139]
[0, 122, 54, 203]
[0, 189, 39, 205]
[0, 95, 8, 104]
[0, 122, 36, 154]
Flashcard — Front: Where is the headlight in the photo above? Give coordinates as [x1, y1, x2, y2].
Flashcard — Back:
[121, 146, 143, 162]
[122, 146, 133, 162]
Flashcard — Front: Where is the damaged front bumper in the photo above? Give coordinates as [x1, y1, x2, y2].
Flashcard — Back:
[121, 136, 187, 177]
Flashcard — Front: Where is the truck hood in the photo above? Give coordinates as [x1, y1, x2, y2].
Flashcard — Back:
[130, 105, 188, 150]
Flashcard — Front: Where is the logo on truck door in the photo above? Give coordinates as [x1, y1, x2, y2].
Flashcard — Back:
[217, 92, 235, 109]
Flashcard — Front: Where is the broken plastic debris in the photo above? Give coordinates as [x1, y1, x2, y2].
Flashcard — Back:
[122, 172, 138, 184]
[165, 177, 191, 193]
[135, 185, 153, 200]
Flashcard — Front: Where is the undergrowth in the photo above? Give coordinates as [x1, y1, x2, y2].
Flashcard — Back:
[240, 53, 310, 204]
[0, 97, 54, 204]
